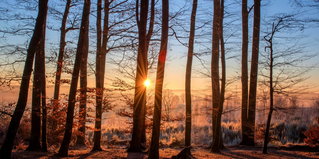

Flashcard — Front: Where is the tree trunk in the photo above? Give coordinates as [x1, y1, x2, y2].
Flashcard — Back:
[92, 0, 109, 151]
[129, 0, 149, 152]
[148, 0, 169, 158]
[41, 32, 48, 152]
[0, 0, 48, 158]
[52, 0, 71, 131]
[57, 0, 91, 156]
[76, 38, 88, 146]
[211, 0, 221, 153]
[241, 0, 249, 146]
[141, 0, 155, 147]
[219, 0, 225, 149]
[185, 0, 197, 148]
[263, 61, 273, 153]
[263, 23, 274, 154]
[27, 45, 42, 152]
[247, 0, 260, 146]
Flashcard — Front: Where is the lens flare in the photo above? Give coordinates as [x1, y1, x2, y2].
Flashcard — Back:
[144, 79, 151, 88]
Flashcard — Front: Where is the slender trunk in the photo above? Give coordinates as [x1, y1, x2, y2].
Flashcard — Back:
[93, 0, 102, 151]
[27, 47, 42, 151]
[219, 0, 225, 149]
[76, 39, 88, 146]
[129, 0, 149, 152]
[148, 0, 169, 158]
[247, 0, 260, 146]
[241, 0, 250, 146]
[141, 0, 155, 147]
[211, 0, 221, 153]
[185, 0, 197, 147]
[52, 0, 71, 131]
[263, 31, 274, 154]
[93, 0, 109, 151]
[58, 0, 90, 156]
[41, 33, 48, 152]
[0, 0, 48, 158]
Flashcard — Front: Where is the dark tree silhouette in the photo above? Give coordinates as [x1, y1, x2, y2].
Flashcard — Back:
[27, 39, 43, 151]
[52, 0, 72, 131]
[148, 0, 169, 158]
[77, 34, 88, 147]
[241, 0, 250, 146]
[57, 0, 91, 156]
[185, 0, 198, 148]
[261, 15, 307, 154]
[219, 0, 226, 149]
[129, 0, 149, 152]
[0, 0, 49, 157]
[92, 0, 103, 151]
[76, 0, 90, 145]
[247, 0, 261, 146]
[92, 0, 110, 151]
[211, 0, 221, 153]
[40, 28, 48, 152]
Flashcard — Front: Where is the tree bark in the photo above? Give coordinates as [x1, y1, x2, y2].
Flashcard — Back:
[263, 44, 273, 154]
[129, 0, 149, 152]
[211, 0, 221, 153]
[0, 0, 48, 158]
[92, 0, 110, 151]
[185, 0, 197, 147]
[57, 0, 90, 156]
[27, 44, 43, 152]
[263, 21, 275, 154]
[141, 0, 155, 147]
[40, 32, 48, 152]
[241, 0, 249, 146]
[52, 0, 71, 131]
[148, 0, 169, 158]
[76, 35, 88, 146]
[219, 0, 225, 149]
[247, 0, 261, 146]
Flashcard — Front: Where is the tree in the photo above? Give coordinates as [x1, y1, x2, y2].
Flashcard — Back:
[218, 0, 226, 149]
[0, 0, 49, 157]
[41, 35, 48, 152]
[247, 0, 261, 146]
[129, 0, 155, 152]
[27, 38, 44, 151]
[241, 0, 249, 145]
[52, 0, 72, 131]
[92, 0, 103, 151]
[76, 0, 90, 147]
[92, 0, 110, 151]
[185, 0, 198, 148]
[57, 0, 91, 156]
[148, 0, 169, 158]
[261, 14, 307, 154]
[211, 0, 221, 153]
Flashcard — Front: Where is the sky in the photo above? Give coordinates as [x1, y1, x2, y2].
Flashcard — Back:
[0, 0, 318, 105]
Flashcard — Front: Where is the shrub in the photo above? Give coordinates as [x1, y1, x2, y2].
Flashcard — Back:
[304, 126, 319, 147]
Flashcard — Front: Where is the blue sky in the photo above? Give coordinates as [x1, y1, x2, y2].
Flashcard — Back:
[0, 0, 318, 95]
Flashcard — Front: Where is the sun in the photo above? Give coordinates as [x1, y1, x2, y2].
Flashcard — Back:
[144, 79, 151, 88]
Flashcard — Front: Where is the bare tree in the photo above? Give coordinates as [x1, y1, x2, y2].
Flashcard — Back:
[261, 14, 308, 154]
[148, 0, 169, 158]
[0, 0, 49, 157]
[185, 0, 198, 148]
[240, 0, 249, 145]
[129, 0, 155, 152]
[211, 0, 221, 153]
[57, 0, 91, 156]
[247, 0, 261, 146]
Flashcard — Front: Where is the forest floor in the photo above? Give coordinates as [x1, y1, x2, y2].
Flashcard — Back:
[11, 145, 319, 159]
